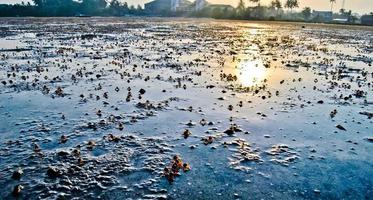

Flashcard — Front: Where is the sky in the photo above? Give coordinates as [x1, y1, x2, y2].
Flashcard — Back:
[0, 0, 372, 14]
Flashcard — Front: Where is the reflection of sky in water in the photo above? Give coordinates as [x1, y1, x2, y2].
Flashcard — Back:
[0, 33, 35, 49]
[0, 38, 23, 49]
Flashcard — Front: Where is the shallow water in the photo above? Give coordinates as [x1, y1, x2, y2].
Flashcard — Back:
[0, 17, 372, 200]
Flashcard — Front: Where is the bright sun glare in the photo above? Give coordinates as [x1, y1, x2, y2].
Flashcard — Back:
[233, 26, 268, 87]
[236, 59, 267, 87]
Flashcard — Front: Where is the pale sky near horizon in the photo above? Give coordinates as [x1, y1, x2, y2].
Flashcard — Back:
[0, 0, 372, 14]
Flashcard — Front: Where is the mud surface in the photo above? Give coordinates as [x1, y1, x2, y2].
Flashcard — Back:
[0, 17, 372, 199]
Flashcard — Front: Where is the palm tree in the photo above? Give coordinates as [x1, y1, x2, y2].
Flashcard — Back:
[339, 8, 345, 15]
[271, 0, 282, 9]
[237, 0, 246, 17]
[285, 0, 298, 12]
[270, 0, 282, 16]
[330, 0, 336, 12]
[32, 0, 43, 6]
[302, 7, 311, 20]
[249, 0, 260, 7]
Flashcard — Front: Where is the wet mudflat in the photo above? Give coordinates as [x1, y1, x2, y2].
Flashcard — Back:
[0, 17, 372, 200]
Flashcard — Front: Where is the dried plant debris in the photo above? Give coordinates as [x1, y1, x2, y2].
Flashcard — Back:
[226, 139, 262, 172]
[266, 144, 299, 166]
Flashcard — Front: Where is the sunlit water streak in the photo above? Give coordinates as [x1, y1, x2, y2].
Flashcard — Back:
[236, 59, 267, 87]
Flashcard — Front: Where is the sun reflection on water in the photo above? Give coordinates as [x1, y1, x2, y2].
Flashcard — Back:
[233, 25, 269, 87]
[236, 59, 267, 87]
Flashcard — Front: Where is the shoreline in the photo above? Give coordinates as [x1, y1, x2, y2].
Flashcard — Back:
[0, 16, 372, 29]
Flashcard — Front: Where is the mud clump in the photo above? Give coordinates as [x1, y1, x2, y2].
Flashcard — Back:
[47, 166, 62, 178]
[183, 129, 191, 139]
[12, 168, 23, 180]
[163, 155, 191, 184]
[12, 185, 23, 197]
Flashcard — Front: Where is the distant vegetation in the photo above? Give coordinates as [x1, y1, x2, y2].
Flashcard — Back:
[0, 0, 361, 24]
[0, 0, 144, 17]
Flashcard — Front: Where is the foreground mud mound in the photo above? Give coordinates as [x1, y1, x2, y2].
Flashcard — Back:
[2, 134, 172, 199]
[0, 18, 372, 199]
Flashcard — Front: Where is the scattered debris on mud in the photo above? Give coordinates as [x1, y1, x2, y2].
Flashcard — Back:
[0, 18, 371, 199]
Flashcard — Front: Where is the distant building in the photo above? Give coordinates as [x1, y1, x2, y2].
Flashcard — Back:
[171, 0, 180, 12]
[332, 18, 349, 24]
[145, 0, 232, 14]
[145, 0, 172, 13]
[145, 0, 191, 13]
[312, 10, 333, 22]
[207, 4, 234, 12]
[195, 0, 207, 11]
[171, 0, 182, 12]
[175, 0, 192, 12]
[361, 15, 373, 26]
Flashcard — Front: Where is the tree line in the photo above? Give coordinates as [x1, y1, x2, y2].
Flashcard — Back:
[0, 0, 144, 17]
[0, 0, 358, 23]
[192, 0, 355, 22]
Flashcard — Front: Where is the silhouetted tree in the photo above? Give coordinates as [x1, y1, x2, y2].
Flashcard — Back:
[272, 0, 281, 9]
[330, 0, 336, 12]
[249, 0, 260, 7]
[32, 0, 43, 7]
[285, 0, 299, 12]
[270, 0, 282, 16]
[109, 0, 123, 16]
[302, 7, 311, 20]
[236, 0, 246, 18]
[81, 0, 107, 15]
